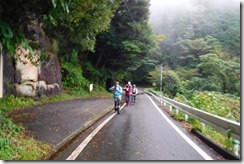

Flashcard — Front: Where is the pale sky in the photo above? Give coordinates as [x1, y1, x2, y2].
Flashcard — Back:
[149, 0, 197, 14]
[150, 0, 192, 6]
[149, 0, 241, 8]
[149, 0, 242, 32]
[149, 0, 241, 17]
[149, 0, 196, 24]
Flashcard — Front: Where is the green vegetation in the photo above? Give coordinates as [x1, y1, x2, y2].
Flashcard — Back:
[0, 21, 27, 54]
[152, 89, 240, 154]
[83, 0, 158, 83]
[147, 1, 240, 151]
[0, 96, 51, 160]
[0, 86, 112, 160]
[1, 0, 156, 159]
[148, 67, 183, 98]
[147, 0, 240, 96]
[188, 91, 239, 122]
[0, 0, 240, 159]
[172, 110, 234, 153]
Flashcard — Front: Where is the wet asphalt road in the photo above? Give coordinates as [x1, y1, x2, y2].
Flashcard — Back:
[54, 93, 211, 160]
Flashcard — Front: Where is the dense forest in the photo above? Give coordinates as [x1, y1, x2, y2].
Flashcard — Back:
[147, 0, 240, 123]
[0, 0, 157, 95]
[1, 0, 240, 97]
[146, 0, 240, 154]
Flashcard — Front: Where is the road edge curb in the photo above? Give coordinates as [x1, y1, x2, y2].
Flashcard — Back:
[46, 107, 114, 160]
[191, 129, 240, 160]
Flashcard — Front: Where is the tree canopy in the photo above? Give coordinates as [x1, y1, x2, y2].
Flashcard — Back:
[0, 0, 159, 90]
[82, 0, 159, 84]
[147, 0, 240, 96]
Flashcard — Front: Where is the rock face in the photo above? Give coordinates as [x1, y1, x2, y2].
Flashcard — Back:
[3, 47, 62, 97]
[15, 45, 39, 83]
[12, 45, 62, 97]
[3, 51, 16, 96]
[3, 20, 62, 97]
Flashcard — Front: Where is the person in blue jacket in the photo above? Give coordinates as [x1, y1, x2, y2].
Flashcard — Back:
[109, 81, 123, 114]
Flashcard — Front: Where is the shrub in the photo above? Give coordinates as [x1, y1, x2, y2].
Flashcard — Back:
[187, 91, 240, 122]
[161, 70, 182, 98]
[60, 51, 90, 95]
[185, 77, 220, 92]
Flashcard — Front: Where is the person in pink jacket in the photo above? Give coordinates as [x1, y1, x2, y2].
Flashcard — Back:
[124, 81, 132, 107]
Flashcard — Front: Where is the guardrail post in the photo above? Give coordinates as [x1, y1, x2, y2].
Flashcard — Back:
[172, 107, 177, 115]
[148, 89, 240, 141]
[169, 105, 172, 112]
[175, 108, 179, 115]
[233, 139, 240, 156]
[185, 114, 188, 122]
[201, 123, 205, 130]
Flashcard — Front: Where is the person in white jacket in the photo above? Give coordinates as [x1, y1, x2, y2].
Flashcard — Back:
[131, 84, 138, 104]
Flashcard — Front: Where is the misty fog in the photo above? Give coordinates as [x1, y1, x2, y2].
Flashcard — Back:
[149, 0, 240, 34]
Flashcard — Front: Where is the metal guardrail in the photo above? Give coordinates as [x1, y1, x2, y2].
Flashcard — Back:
[146, 90, 240, 141]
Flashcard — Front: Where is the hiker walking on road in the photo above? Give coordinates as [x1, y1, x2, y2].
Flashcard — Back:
[109, 82, 123, 114]
[131, 84, 138, 104]
[124, 81, 132, 107]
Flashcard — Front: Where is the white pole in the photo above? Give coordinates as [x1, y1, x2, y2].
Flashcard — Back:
[0, 43, 3, 98]
[89, 83, 93, 92]
[201, 123, 205, 131]
[233, 140, 240, 156]
[175, 108, 179, 115]
[185, 114, 188, 122]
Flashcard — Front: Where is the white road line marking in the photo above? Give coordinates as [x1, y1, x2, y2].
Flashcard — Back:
[66, 103, 126, 160]
[147, 95, 213, 160]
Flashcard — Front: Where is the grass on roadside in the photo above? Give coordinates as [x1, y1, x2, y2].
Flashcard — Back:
[0, 84, 112, 160]
[0, 95, 52, 160]
[172, 111, 235, 153]
[149, 89, 240, 156]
